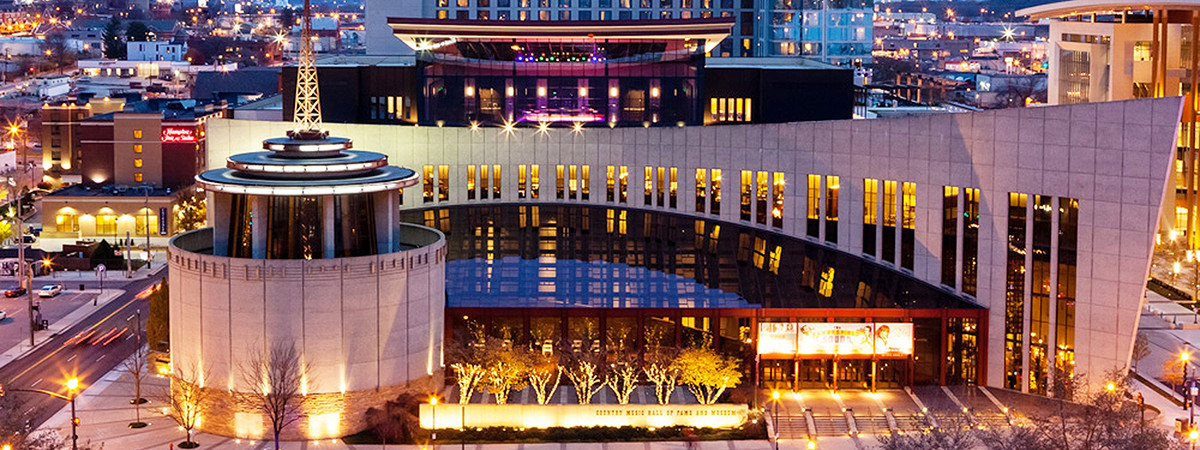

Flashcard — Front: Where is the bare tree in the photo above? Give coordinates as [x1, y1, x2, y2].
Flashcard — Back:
[526, 351, 561, 405]
[1130, 333, 1151, 372]
[484, 343, 528, 405]
[563, 358, 604, 405]
[237, 342, 311, 450]
[643, 359, 679, 405]
[165, 364, 209, 448]
[121, 345, 149, 427]
[451, 362, 486, 404]
[604, 358, 639, 405]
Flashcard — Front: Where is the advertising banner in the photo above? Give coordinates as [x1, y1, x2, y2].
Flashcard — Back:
[758, 322, 914, 357]
[756, 322, 799, 355]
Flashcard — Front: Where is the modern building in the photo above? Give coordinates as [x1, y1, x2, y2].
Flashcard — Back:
[209, 94, 1182, 397]
[283, 19, 855, 127]
[126, 41, 186, 62]
[39, 184, 180, 251]
[1017, 0, 1200, 247]
[78, 99, 225, 189]
[365, 0, 872, 65]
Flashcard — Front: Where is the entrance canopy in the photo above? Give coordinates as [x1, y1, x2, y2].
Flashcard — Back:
[387, 17, 735, 55]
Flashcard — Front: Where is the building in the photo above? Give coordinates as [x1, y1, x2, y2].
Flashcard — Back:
[126, 41, 186, 62]
[365, 0, 872, 65]
[31, 75, 70, 99]
[39, 184, 181, 250]
[1017, 0, 1200, 247]
[210, 94, 1182, 397]
[41, 97, 127, 181]
[76, 59, 238, 81]
[78, 99, 225, 189]
[283, 19, 854, 127]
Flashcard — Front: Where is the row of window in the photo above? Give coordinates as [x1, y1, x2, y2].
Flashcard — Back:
[710, 98, 751, 122]
[436, 9, 724, 19]
[1003, 193, 1078, 395]
[861, 178, 914, 270]
[940, 186, 980, 296]
[438, 0, 729, 10]
[55, 211, 159, 235]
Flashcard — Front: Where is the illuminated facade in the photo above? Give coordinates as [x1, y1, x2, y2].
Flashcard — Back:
[211, 95, 1182, 395]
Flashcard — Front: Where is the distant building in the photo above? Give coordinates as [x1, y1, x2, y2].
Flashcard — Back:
[126, 41, 185, 61]
[78, 99, 226, 189]
[31, 75, 71, 99]
[41, 97, 127, 181]
[39, 184, 181, 251]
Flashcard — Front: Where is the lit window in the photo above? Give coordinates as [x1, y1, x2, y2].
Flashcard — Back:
[97, 214, 117, 234]
[56, 214, 79, 232]
[467, 165, 476, 200]
[519, 164, 527, 199]
[134, 173, 143, 183]
[134, 158, 143, 168]
[438, 165, 449, 201]
[134, 144, 143, 153]
[423, 165, 434, 203]
[710, 169, 721, 215]
[133, 129, 142, 139]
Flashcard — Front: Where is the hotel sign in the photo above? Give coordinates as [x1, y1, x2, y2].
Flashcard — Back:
[161, 127, 197, 143]
[757, 322, 913, 357]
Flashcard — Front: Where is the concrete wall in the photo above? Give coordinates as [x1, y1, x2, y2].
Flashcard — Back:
[208, 97, 1183, 392]
[167, 224, 447, 439]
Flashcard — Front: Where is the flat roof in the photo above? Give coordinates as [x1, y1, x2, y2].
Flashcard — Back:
[49, 184, 175, 198]
[388, 17, 734, 53]
[1018, 0, 1200, 19]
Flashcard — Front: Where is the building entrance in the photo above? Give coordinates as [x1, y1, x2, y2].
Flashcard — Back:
[761, 358, 911, 390]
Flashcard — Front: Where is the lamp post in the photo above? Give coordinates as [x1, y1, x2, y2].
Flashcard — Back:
[1185, 352, 1193, 419]
[67, 377, 79, 450]
[771, 390, 780, 450]
[430, 396, 437, 448]
[7, 119, 33, 348]
[1191, 428, 1198, 450]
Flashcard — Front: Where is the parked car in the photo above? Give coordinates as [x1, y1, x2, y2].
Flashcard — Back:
[0, 311, 6, 321]
[38, 285, 63, 298]
[4, 287, 25, 298]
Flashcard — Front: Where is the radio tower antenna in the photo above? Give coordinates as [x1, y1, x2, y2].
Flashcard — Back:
[290, 0, 325, 139]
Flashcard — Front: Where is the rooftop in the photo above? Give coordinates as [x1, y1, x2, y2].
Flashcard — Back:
[388, 17, 735, 53]
[1017, 0, 1200, 20]
[48, 184, 176, 198]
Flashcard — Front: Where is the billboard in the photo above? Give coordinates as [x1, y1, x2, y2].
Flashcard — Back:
[758, 322, 913, 357]
[161, 127, 197, 143]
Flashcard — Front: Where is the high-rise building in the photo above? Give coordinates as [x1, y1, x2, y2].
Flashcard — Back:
[365, 0, 871, 65]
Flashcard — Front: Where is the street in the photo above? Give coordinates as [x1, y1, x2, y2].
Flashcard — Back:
[0, 268, 165, 431]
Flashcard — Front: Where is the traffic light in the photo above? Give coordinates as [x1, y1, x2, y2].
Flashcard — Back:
[0, 383, 5, 396]
[72, 417, 80, 426]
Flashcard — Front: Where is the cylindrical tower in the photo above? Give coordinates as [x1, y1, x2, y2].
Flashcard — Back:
[167, 131, 446, 440]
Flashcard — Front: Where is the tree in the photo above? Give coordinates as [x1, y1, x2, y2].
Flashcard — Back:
[526, 351, 561, 405]
[1163, 357, 1186, 392]
[0, 383, 67, 450]
[483, 343, 528, 405]
[165, 364, 208, 448]
[278, 7, 295, 29]
[102, 18, 125, 59]
[643, 354, 679, 405]
[672, 346, 741, 405]
[174, 190, 207, 232]
[451, 362, 485, 404]
[364, 393, 422, 444]
[125, 21, 150, 42]
[876, 416, 979, 450]
[40, 31, 74, 72]
[121, 345, 149, 428]
[237, 342, 311, 450]
[1131, 333, 1151, 372]
[604, 358, 639, 405]
[563, 358, 604, 405]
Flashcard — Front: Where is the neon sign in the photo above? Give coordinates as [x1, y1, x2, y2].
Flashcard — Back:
[161, 127, 197, 143]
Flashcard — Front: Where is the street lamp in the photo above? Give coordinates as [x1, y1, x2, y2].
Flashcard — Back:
[1106, 382, 1115, 392]
[430, 396, 438, 448]
[1184, 352, 1193, 421]
[1190, 428, 1198, 450]
[66, 377, 79, 450]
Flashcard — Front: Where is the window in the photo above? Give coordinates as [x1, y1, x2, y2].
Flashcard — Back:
[438, 165, 449, 201]
[709, 98, 752, 122]
[1058, 49, 1092, 104]
[607, 166, 616, 202]
[96, 214, 117, 235]
[468, 165, 477, 200]
[134, 173, 143, 182]
[863, 179, 877, 256]
[806, 174, 820, 237]
[56, 213, 79, 232]
[668, 168, 677, 209]
[581, 165, 590, 201]
[133, 129, 142, 139]
[423, 165, 435, 203]
[1004, 193, 1027, 391]
[480, 165, 489, 200]
[645, 167, 654, 206]
[1030, 194, 1053, 394]
[901, 181, 915, 269]
[710, 169, 721, 215]
[531, 164, 540, 199]
[557, 165, 566, 199]
[772, 173, 785, 228]
[756, 171, 768, 224]
[825, 175, 838, 242]
[1057, 197, 1079, 377]
[619, 166, 627, 203]
[134, 144, 143, 153]
[569, 165, 578, 199]
[695, 169, 707, 213]
[963, 188, 979, 296]
[492, 164, 501, 199]
[134, 158, 143, 168]
[941, 186, 959, 287]
[657, 167, 666, 207]
[135, 209, 158, 235]
[519, 165, 528, 199]
[882, 180, 896, 263]
[741, 170, 753, 221]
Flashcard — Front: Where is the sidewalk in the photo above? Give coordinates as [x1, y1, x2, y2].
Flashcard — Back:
[35, 251, 169, 283]
[0, 288, 125, 369]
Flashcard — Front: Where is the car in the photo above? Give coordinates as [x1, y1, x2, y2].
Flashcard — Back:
[0, 311, 6, 321]
[4, 287, 26, 298]
[37, 285, 63, 298]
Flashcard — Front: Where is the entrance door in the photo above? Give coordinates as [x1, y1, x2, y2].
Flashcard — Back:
[798, 360, 830, 389]
[876, 359, 908, 388]
[837, 359, 871, 390]
[760, 359, 795, 390]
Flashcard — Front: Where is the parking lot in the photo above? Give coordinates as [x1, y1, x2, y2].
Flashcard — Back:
[0, 286, 98, 351]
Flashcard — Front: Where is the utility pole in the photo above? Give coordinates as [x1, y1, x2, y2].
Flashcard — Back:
[8, 117, 34, 347]
[144, 192, 152, 268]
